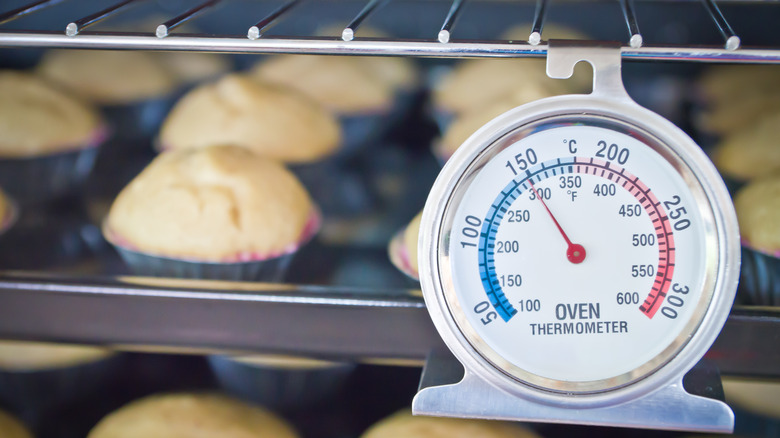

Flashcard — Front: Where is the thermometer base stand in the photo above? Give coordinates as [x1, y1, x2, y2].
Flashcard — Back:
[412, 351, 734, 433]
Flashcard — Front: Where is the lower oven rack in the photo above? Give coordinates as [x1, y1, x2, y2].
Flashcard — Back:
[0, 272, 777, 378]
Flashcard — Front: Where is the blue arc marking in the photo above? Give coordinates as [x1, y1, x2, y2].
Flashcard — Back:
[478, 157, 576, 322]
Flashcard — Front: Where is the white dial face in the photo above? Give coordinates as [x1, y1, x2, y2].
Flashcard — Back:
[444, 118, 716, 392]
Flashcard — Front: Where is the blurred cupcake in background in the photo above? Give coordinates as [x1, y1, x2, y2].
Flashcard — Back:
[208, 354, 355, 410]
[361, 409, 542, 438]
[711, 112, 780, 188]
[695, 65, 780, 136]
[0, 71, 106, 204]
[37, 50, 176, 144]
[734, 174, 780, 306]
[159, 73, 372, 220]
[388, 211, 422, 280]
[103, 144, 319, 281]
[0, 408, 32, 438]
[0, 189, 17, 236]
[159, 74, 340, 163]
[88, 392, 299, 438]
[251, 28, 418, 154]
[0, 340, 118, 416]
[433, 85, 562, 164]
[429, 24, 589, 133]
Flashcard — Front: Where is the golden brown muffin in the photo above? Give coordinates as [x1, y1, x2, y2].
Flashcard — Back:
[722, 377, 780, 419]
[734, 174, 780, 255]
[252, 55, 396, 114]
[712, 112, 780, 181]
[361, 410, 541, 438]
[0, 189, 10, 230]
[436, 85, 559, 161]
[0, 340, 113, 371]
[0, 408, 32, 438]
[37, 50, 177, 105]
[159, 74, 341, 163]
[697, 65, 780, 135]
[0, 71, 103, 158]
[432, 59, 568, 116]
[156, 52, 232, 85]
[88, 393, 298, 438]
[104, 145, 317, 261]
[389, 211, 422, 279]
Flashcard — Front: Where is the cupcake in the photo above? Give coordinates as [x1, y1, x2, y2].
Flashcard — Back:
[711, 112, 780, 184]
[251, 52, 417, 154]
[434, 85, 562, 163]
[0, 71, 105, 203]
[430, 24, 589, 132]
[722, 377, 780, 419]
[103, 144, 319, 281]
[361, 409, 541, 438]
[0, 408, 32, 438]
[88, 392, 298, 438]
[696, 65, 780, 136]
[208, 354, 355, 409]
[0, 189, 16, 236]
[159, 74, 341, 164]
[0, 340, 118, 414]
[389, 211, 422, 280]
[734, 174, 780, 305]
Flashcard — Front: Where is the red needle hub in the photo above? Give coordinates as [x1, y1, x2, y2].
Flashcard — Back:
[529, 182, 586, 264]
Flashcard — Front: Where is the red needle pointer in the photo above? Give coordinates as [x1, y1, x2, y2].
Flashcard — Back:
[529, 182, 586, 264]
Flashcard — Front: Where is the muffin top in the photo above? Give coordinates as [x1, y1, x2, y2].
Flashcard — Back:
[361, 410, 540, 438]
[104, 145, 317, 261]
[0, 189, 10, 231]
[697, 65, 780, 135]
[156, 52, 232, 85]
[0, 408, 32, 438]
[437, 86, 558, 161]
[37, 50, 177, 105]
[432, 59, 569, 115]
[0, 341, 113, 371]
[712, 112, 780, 181]
[159, 74, 341, 163]
[699, 65, 780, 108]
[251, 55, 400, 114]
[734, 174, 780, 255]
[88, 393, 298, 438]
[0, 71, 103, 157]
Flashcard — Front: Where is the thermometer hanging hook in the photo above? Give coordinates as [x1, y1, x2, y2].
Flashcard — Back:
[546, 40, 631, 101]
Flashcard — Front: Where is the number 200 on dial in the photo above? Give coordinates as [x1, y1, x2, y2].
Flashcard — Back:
[442, 117, 719, 393]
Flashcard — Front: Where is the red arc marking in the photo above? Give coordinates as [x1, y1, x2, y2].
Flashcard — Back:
[529, 181, 586, 264]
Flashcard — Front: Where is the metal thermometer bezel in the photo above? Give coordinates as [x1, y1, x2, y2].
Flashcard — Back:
[419, 92, 740, 407]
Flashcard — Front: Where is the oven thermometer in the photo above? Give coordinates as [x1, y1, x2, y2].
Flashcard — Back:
[413, 43, 739, 432]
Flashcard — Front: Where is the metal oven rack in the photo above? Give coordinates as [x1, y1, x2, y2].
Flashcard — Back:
[0, 0, 779, 378]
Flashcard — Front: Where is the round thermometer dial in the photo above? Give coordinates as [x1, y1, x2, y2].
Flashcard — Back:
[426, 109, 738, 395]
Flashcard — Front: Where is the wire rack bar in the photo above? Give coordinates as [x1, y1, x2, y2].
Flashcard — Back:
[247, 0, 300, 40]
[438, 0, 465, 44]
[342, 0, 386, 41]
[528, 0, 548, 45]
[65, 0, 143, 37]
[0, 273, 777, 375]
[1, 32, 779, 62]
[0, 0, 64, 26]
[620, 0, 643, 48]
[701, 0, 740, 50]
[156, 0, 221, 38]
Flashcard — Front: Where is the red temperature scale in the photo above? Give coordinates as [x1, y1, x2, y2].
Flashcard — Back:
[413, 43, 740, 432]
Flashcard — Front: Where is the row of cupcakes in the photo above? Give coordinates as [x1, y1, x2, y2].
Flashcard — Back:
[0, 391, 543, 438]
